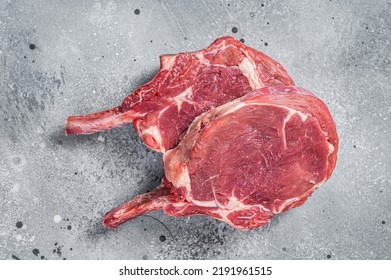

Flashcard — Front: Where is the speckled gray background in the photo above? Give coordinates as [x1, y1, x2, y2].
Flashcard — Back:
[1, 0, 390, 260]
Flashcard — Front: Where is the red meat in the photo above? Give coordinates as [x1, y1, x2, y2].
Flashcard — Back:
[66, 37, 294, 152]
[103, 86, 338, 230]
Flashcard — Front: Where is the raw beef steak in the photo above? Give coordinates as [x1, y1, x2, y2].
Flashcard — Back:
[103, 86, 338, 230]
[66, 36, 294, 152]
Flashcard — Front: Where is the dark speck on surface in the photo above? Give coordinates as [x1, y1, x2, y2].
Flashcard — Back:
[264, 42, 268, 46]
[240, 38, 245, 43]
[327, 254, 332, 259]
[40, 256, 45, 260]
[32, 249, 40, 256]
[261, 3, 264, 7]
[142, 255, 148, 260]
[159, 235, 166, 242]
[67, 225, 72, 230]
[16, 221, 23, 229]
[12, 255, 20, 260]
[53, 246, 62, 257]
[282, 247, 287, 252]
[267, 22, 270, 25]
[231, 27, 238, 33]
[150, 40, 153, 43]
[382, 221, 386, 224]
[29, 43, 36, 50]
[134, 9, 140, 15]
[353, 145, 356, 148]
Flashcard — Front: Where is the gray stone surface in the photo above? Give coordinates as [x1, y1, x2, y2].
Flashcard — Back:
[0, 0, 390, 260]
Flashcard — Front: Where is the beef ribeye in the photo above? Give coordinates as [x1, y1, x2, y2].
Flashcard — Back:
[103, 86, 338, 230]
[66, 36, 294, 152]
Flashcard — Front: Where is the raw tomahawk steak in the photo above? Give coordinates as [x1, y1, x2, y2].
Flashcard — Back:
[103, 86, 338, 230]
[66, 36, 294, 152]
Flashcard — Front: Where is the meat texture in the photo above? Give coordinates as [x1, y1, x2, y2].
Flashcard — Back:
[66, 36, 294, 152]
[103, 86, 338, 230]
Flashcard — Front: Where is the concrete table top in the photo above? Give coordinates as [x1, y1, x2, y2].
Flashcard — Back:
[0, 0, 390, 260]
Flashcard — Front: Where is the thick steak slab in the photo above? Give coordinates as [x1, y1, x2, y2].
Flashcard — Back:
[103, 86, 338, 230]
[66, 37, 294, 152]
